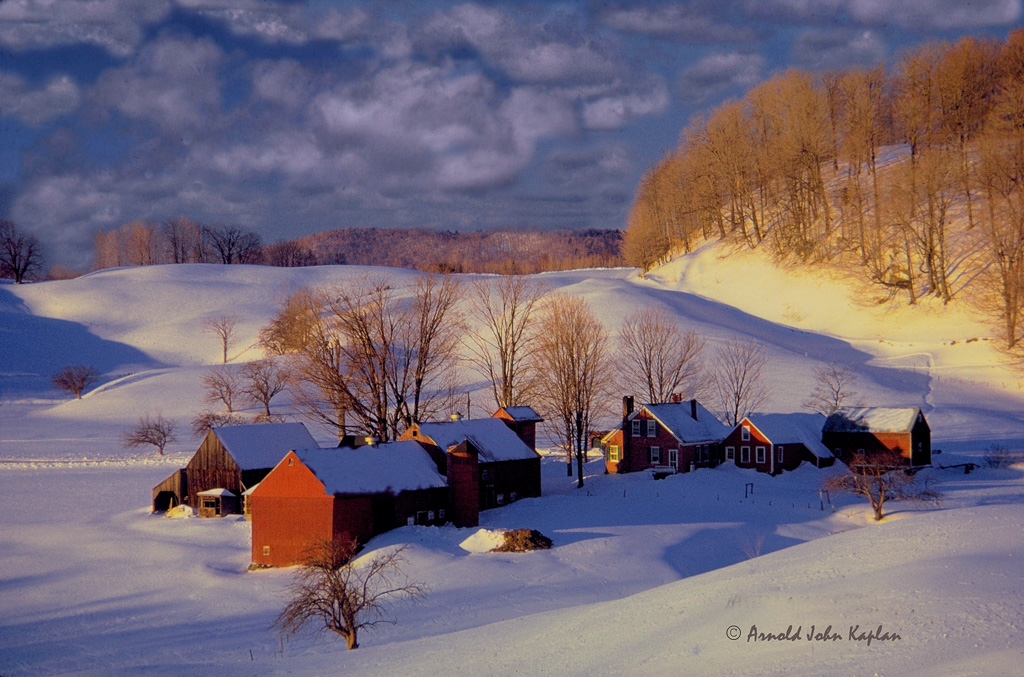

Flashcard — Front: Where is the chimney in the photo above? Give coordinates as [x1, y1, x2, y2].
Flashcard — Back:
[671, 393, 682, 404]
[622, 396, 634, 417]
[450, 412, 464, 422]
[690, 399, 698, 421]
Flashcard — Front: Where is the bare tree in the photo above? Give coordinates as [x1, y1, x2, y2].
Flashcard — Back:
[52, 365, 101, 399]
[823, 450, 941, 521]
[204, 225, 263, 264]
[163, 217, 208, 263]
[190, 410, 247, 438]
[803, 361, 859, 415]
[260, 288, 321, 356]
[534, 294, 611, 486]
[241, 359, 289, 419]
[203, 314, 239, 364]
[0, 220, 44, 284]
[122, 414, 176, 456]
[263, 240, 317, 267]
[711, 338, 768, 426]
[273, 538, 427, 651]
[201, 366, 239, 413]
[617, 307, 706, 404]
[464, 274, 545, 410]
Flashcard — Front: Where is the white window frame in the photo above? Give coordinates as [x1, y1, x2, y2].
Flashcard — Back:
[776, 445, 784, 463]
[646, 419, 657, 438]
[631, 420, 641, 437]
[669, 448, 678, 468]
[740, 446, 750, 463]
[608, 444, 620, 462]
[725, 446, 735, 461]
[756, 446, 766, 463]
[649, 446, 661, 464]
[741, 425, 751, 441]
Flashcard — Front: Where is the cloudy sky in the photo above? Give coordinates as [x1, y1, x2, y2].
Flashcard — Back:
[1, 1, 1021, 267]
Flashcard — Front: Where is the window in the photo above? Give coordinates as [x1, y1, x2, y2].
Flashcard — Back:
[288, 457, 294, 465]
[669, 448, 678, 468]
[756, 446, 766, 463]
[263, 546, 270, 556]
[725, 446, 735, 461]
[407, 516, 415, 526]
[631, 420, 641, 437]
[508, 493, 516, 503]
[776, 446, 784, 463]
[649, 446, 661, 464]
[416, 510, 428, 525]
[741, 426, 751, 441]
[439, 508, 446, 520]
[647, 419, 657, 438]
[497, 493, 505, 506]
[740, 446, 750, 463]
[608, 445, 620, 462]
[481, 469, 491, 481]
[428, 510, 435, 520]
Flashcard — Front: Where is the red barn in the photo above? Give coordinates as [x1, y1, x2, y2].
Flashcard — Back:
[401, 416, 541, 523]
[823, 407, 931, 466]
[152, 422, 318, 514]
[608, 396, 730, 475]
[492, 406, 543, 450]
[250, 440, 448, 568]
[721, 413, 834, 474]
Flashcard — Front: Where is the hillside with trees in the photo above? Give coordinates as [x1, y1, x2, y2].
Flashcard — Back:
[624, 30, 1024, 353]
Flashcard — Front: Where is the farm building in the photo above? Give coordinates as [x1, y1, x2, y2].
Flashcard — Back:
[822, 407, 932, 466]
[151, 422, 319, 514]
[608, 396, 730, 475]
[400, 414, 542, 522]
[491, 406, 543, 450]
[249, 440, 448, 568]
[721, 413, 835, 474]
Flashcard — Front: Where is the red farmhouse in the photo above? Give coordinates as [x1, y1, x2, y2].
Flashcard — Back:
[607, 396, 730, 474]
[250, 440, 448, 568]
[721, 413, 835, 474]
[823, 407, 931, 466]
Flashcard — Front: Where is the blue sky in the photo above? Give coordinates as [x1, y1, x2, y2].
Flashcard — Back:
[1, 1, 1021, 267]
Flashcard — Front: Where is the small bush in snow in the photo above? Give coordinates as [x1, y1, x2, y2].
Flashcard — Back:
[491, 529, 553, 553]
[982, 444, 1023, 468]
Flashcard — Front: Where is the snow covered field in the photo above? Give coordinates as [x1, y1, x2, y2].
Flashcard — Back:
[2, 244, 1024, 675]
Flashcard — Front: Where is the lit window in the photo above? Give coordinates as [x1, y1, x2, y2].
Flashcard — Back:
[756, 446, 766, 463]
[608, 445, 620, 462]
[263, 546, 270, 556]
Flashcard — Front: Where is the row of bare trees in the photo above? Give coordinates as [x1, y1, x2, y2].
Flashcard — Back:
[624, 30, 1024, 352]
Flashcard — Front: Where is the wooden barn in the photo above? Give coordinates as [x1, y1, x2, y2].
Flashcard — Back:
[151, 422, 319, 514]
[401, 415, 542, 525]
[721, 413, 835, 474]
[609, 396, 730, 475]
[823, 407, 931, 467]
[249, 440, 448, 568]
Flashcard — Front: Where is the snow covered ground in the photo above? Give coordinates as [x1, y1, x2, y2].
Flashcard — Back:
[2, 244, 1024, 675]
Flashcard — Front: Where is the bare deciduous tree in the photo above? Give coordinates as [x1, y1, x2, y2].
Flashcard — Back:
[52, 365, 101, 399]
[273, 538, 427, 651]
[201, 366, 239, 413]
[203, 314, 239, 364]
[464, 274, 545, 410]
[260, 288, 321, 356]
[803, 361, 859, 415]
[241, 359, 289, 419]
[711, 338, 768, 426]
[617, 307, 706, 404]
[190, 410, 247, 438]
[823, 450, 941, 521]
[122, 413, 176, 456]
[163, 217, 208, 264]
[204, 225, 263, 264]
[534, 294, 611, 486]
[0, 220, 44, 284]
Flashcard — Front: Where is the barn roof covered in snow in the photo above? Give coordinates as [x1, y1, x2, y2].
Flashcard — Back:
[495, 406, 543, 423]
[213, 422, 319, 470]
[292, 441, 447, 495]
[636, 401, 730, 443]
[823, 407, 925, 434]
[412, 418, 539, 462]
[743, 413, 831, 459]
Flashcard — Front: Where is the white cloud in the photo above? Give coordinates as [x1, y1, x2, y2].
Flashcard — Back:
[678, 51, 764, 103]
[0, 72, 80, 125]
[844, 0, 1021, 29]
[581, 75, 670, 130]
[600, 3, 754, 42]
[793, 29, 887, 70]
[0, 0, 170, 56]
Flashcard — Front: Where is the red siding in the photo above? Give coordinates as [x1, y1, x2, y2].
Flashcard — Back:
[603, 429, 625, 474]
[250, 454, 334, 567]
[721, 423, 774, 474]
[620, 410, 710, 474]
[447, 442, 479, 527]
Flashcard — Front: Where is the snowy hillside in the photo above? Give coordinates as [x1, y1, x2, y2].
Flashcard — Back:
[2, 247, 1024, 675]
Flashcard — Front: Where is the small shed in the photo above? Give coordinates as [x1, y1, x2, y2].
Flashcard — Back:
[196, 488, 238, 518]
[823, 407, 931, 466]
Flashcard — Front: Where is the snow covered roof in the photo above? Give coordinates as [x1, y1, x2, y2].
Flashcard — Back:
[823, 407, 924, 434]
[197, 488, 235, 497]
[213, 422, 319, 470]
[292, 441, 447, 495]
[413, 418, 540, 462]
[636, 401, 730, 443]
[743, 413, 831, 459]
[496, 406, 543, 423]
